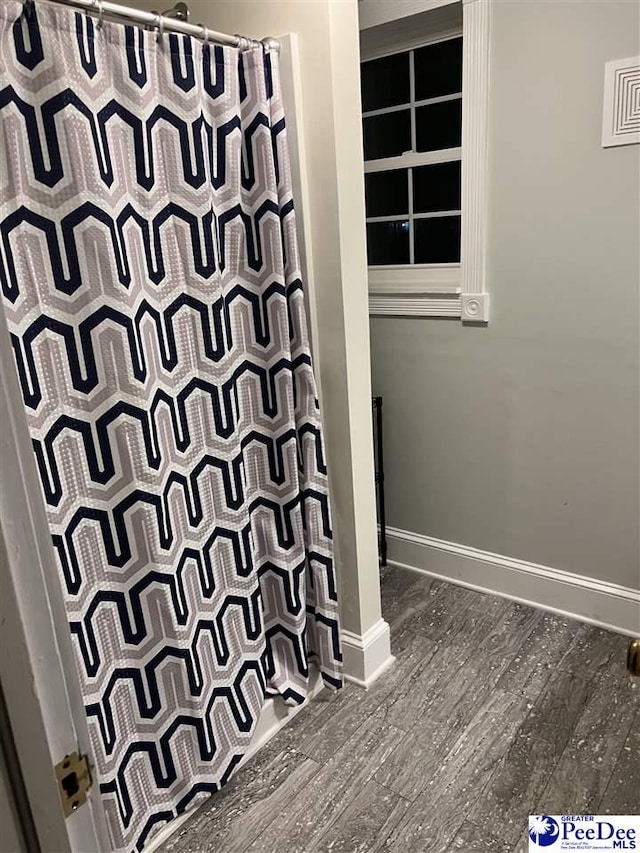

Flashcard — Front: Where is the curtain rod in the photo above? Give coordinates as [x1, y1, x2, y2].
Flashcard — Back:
[27, 0, 280, 52]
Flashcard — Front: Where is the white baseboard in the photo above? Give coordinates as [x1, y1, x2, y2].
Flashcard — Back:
[386, 526, 640, 637]
[341, 618, 395, 687]
[145, 668, 325, 852]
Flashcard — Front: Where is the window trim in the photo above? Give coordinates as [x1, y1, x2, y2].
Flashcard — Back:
[363, 0, 490, 322]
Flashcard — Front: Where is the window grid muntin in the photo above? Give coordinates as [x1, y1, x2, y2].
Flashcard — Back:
[362, 92, 462, 120]
[367, 211, 462, 223]
[363, 37, 463, 266]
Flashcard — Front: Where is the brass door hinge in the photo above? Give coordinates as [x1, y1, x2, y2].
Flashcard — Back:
[55, 751, 92, 817]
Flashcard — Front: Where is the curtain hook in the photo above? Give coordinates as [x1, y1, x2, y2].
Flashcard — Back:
[95, 0, 104, 30]
[156, 12, 164, 43]
[199, 23, 208, 46]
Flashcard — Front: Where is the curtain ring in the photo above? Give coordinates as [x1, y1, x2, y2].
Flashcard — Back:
[199, 23, 208, 46]
[156, 12, 164, 43]
[96, 0, 104, 30]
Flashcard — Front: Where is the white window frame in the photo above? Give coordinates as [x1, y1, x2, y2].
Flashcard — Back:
[362, 0, 490, 322]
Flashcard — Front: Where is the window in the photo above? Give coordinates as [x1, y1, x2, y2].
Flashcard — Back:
[362, 37, 463, 267]
[359, 0, 491, 322]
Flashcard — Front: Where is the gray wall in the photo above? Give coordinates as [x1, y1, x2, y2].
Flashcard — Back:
[371, 0, 640, 589]
[0, 745, 25, 853]
[0, 686, 27, 853]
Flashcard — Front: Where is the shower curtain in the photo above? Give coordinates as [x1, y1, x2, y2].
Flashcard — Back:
[0, 3, 341, 850]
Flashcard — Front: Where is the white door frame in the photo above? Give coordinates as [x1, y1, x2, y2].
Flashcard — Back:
[0, 303, 110, 852]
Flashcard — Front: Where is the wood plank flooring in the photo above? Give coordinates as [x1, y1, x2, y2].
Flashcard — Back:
[158, 567, 638, 853]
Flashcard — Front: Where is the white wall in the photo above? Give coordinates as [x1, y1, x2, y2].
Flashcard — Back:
[370, 0, 640, 592]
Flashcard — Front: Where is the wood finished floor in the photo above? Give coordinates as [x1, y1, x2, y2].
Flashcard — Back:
[159, 567, 639, 853]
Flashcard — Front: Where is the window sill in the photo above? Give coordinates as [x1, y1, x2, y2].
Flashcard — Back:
[369, 293, 462, 318]
[368, 264, 462, 317]
[368, 264, 489, 321]
[369, 263, 460, 291]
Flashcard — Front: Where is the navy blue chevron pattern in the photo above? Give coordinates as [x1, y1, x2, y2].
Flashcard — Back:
[0, 3, 341, 851]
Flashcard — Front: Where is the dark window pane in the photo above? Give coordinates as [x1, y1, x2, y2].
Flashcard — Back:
[414, 37, 463, 100]
[363, 110, 411, 160]
[414, 216, 460, 263]
[365, 169, 409, 217]
[413, 161, 461, 213]
[367, 220, 410, 265]
[361, 52, 410, 111]
[416, 100, 461, 152]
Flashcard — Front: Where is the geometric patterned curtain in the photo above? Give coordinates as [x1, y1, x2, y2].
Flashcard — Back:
[0, 3, 341, 849]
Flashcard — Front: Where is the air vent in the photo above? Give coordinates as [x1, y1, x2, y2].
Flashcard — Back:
[602, 56, 640, 148]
